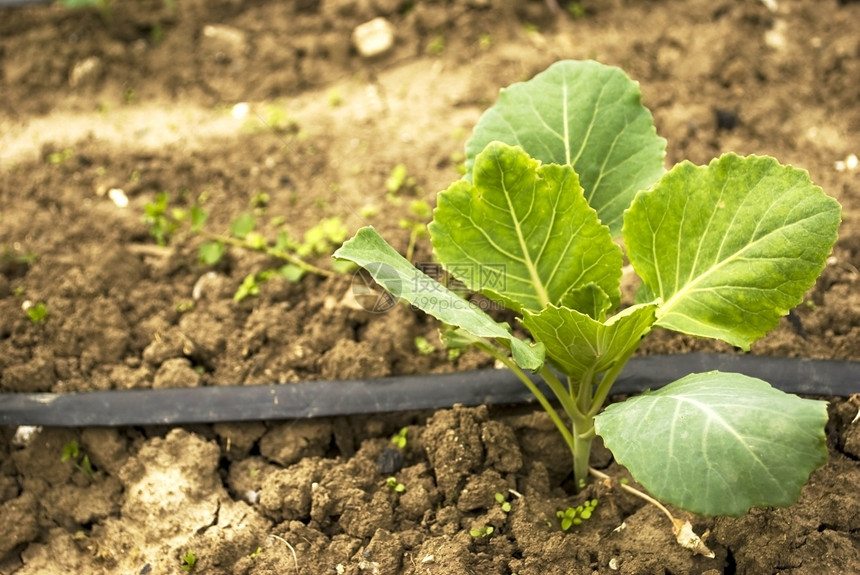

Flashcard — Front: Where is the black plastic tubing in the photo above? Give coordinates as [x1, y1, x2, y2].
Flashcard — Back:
[0, 354, 858, 427]
[0, 0, 54, 6]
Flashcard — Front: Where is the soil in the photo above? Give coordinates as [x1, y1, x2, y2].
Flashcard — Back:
[1, 0, 859, 573]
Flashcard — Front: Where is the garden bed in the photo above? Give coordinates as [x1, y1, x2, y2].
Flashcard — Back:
[1, 0, 859, 573]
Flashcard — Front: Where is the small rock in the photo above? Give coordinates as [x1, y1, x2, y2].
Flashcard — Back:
[714, 108, 739, 131]
[835, 153, 858, 172]
[764, 19, 788, 50]
[376, 447, 404, 475]
[69, 56, 102, 88]
[352, 17, 395, 58]
[108, 188, 128, 208]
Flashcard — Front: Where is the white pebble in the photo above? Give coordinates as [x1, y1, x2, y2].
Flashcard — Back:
[108, 188, 129, 208]
[352, 18, 395, 58]
[232, 102, 249, 119]
[12, 426, 41, 447]
[835, 153, 858, 172]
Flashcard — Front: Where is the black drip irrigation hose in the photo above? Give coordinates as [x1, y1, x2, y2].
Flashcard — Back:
[0, 354, 858, 427]
[0, 0, 56, 6]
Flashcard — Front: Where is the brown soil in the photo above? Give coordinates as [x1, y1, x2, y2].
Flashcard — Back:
[1, 0, 859, 573]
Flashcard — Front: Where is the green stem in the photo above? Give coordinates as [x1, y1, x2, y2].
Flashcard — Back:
[576, 366, 595, 415]
[475, 341, 575, 449]
[540, 365, 585, 427]
[405, 226, 422, 263]
[572, 418, 595, 491]
[202, 232, 335, 278]
[566, 367, 598, 491]
[586, 343, 642, 419]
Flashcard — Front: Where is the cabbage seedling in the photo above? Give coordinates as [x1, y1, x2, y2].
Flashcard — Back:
[557, 499, 597, 531]
[335, 60, 841, 518]
[180, 550, 196, 571]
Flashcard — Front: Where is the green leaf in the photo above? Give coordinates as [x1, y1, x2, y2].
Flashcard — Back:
[331, 259, 357, 274]
[624, 154, 842, 350]
[230, 212, 256, 239]
[559, 283, 612, 321]
[333, 226, 545, 370]
[190, 205, 208, 232]
[278, 264, 306, 283]
[430, 142, 621, 314]
[594, 371, 828, 516]
[521, 303, 656, 379]
[199, 241, 224, 265]
[234, 274, 259, 302]
[465, 60, 666, 235]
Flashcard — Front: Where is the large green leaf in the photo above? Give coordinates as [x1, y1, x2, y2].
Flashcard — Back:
[465, 60, 666, 235]
[430, 142, 621, 314]
[333, 226, 545, 370]
[624, 154, 841, 350]
[521, 303, 657, 379]
[594, 371, 828, 516]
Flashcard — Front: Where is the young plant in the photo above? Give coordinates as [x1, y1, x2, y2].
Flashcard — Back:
[390, 426, 409, 450]
[495, 492, 511, 513]
[142, 193, 348, 295]
[469, 525, 494, 538]
[399, 199, 432, 262]
[413, 336, 437, 356]
[335, 60, 841, 519]
[557, 499, 597, 531]
[24, 301, 48, 324]
[61, 440, 95, 478]
[180, 550, 197, 571]
[385, 476, 406, 493]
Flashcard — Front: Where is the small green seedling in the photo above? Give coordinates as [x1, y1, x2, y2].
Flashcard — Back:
[234, 274, 260, 302]
[61, 441, 95, 478]
[142, 193, 347, 295]
[385, 476, 406, 493]
[386, 164, 412, 195]
[414, 336, 436, 356]
[427, 35, 445, 56]
[25, 301, 48, 324]
[180, 550, 196, 571]
[249, 547, 262, 559]
[567, 2, 586, 19]
[142, 192, 180, 245]
[327, 88, 344, 108]
[399, 199, 432, 261]
[47, 148, 74, 165]
[390, 426, 408, 449]
[335, 60, 841, 520]
[495, 492, 511, 513]
[557, 499, 598, 531]
[469, 525, 493, 538]
[243, 102, 298, 134]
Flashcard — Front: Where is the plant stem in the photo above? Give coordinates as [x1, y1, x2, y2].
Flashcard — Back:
[405, 226, 421, 263]
[587, 344, 641, 419]
[201, 231, 335, 278]
[540, 366, 584, 426]
[479, 340, 600, 490]
[572, 419, 595, 491]
[475, 342, 575, 449]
